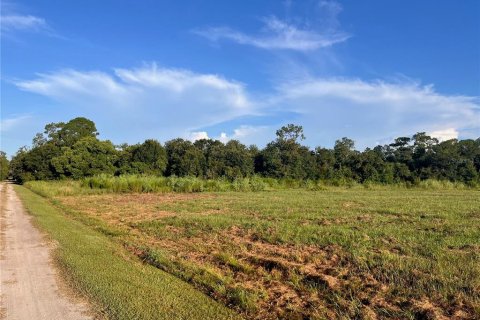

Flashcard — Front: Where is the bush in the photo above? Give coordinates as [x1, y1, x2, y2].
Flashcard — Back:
[249, 176, 267, 191]
[415, 179, 466, 190]
[232, 178, 251, 192]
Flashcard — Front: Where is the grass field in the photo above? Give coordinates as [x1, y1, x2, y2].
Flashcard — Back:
[24, 181, 480, 319]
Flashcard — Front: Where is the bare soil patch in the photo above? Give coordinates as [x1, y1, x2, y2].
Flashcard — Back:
[59, 193, 214, 225]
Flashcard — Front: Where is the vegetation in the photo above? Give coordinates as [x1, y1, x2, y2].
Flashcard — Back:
[25, 181, 480, 319]
[14, 185, 240, 320]
[0, 151, 9, 180]
[8, 117, 480, 318]
[7, 118, 480, 185]
[24, 175, 472, 199]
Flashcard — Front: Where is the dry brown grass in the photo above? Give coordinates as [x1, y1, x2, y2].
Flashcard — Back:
[59, 193, 214, 225]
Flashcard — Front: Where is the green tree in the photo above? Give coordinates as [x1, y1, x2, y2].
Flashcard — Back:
[129, 139, 167, 175]
[333, 137, 357, 180]
[207, 140, 254, 180]
[40, 117, 98, 147]
[314, 147, 335, 180]
[10, 117, 101, 182]
[276, 124, 305, 143]
[9, 143, 62, 182]
[165, 139, 204, 177]
[258, 125, 314, 179]
[388, 137, 413, 165]
[393, 163, 412, 183]
[412, 132, 438, 179]
[8, 116, 480, 185]
[457, 160, 478, 184]
[355, 148, 387, 183]
[115, 143, 135, 175]
[431, 139, 460, 180]
[9, 147, 33, 182]
[0, 151, 9, 180]
[194, 139, 224, 178]
[334, 138, 355, 165]
[51, 137, 118, 179]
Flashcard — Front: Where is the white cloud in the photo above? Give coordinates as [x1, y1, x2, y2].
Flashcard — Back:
[187, 131, 209, 141]
[232, 125, 264, 138]
[187, 125, 269, 145]
[1, 14, 46, 31]
[273, 78, 480, 148]
[1, 14, 51, 36]
[16, 69, 132, 106]
[429, 128, 459, 142]
[14, 64, 479, 150]
[1, 2, 61, 38]
[218, 132, 229, 144]
[114, 64, 249, 108]
[216, 126, 271, 145]
[15, 64, 253, 143]
[195, 14, 349, 51]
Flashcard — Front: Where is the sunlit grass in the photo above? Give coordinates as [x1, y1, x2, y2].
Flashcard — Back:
[22, 180, 480, 319]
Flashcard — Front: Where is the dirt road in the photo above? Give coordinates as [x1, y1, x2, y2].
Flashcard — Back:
[0, 183, 92, 320]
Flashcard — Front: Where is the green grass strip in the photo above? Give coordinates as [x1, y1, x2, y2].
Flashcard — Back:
[14, 185, 241, 320]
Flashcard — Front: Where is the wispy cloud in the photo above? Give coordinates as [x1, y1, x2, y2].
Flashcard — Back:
[0, 114, 32, 132]
[14, 64, 480, 149]
[15, 63, 253, 143]
[272, 78, 480, 147]
[195, 15, 350, 51]
[15, 69, 131, 105]
[0, 113, 37, 157]
[1, 14, 47, 31]
[1, 1, 55, 37]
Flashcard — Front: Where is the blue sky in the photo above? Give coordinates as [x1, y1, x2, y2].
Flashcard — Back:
[1, 0, 479, 156]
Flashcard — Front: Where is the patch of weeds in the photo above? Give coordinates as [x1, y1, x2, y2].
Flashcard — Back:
[215, 252, 254, 274]
[226, 286, 259, 313]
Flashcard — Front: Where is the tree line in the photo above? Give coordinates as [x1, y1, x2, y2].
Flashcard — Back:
[4, 117, 480, 185]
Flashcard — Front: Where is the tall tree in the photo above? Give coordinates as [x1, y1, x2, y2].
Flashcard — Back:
[333, 137, 357, 179]
[388, 137, 413, 165]
[258, 125, 314, 179]
[40, 117, 98, 147]
[411, 132, 438, 178]
[276, 124, 305, 143]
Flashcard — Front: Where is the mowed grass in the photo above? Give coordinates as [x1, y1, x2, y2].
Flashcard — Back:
[24, 181, 480, 319]
[14, 185, 241, 320]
